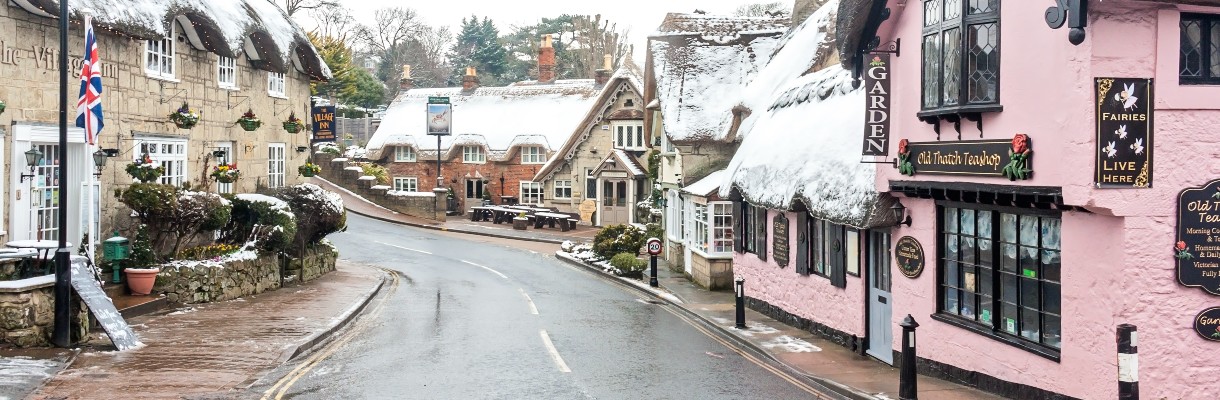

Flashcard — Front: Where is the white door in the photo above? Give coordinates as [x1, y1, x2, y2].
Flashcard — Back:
[215, 142, 234, 194]
[683, 197, 693, 274]
[10, 125, 87, 246]
[867, 230, 894, 364]
[600, 180, 629, 225]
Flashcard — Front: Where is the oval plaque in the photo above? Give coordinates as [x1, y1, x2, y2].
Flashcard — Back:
[1196, 307, 1220, 342]
[895, 236, 925, 278]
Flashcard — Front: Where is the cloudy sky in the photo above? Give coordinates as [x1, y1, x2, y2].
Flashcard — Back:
[337, 0, 793, 62]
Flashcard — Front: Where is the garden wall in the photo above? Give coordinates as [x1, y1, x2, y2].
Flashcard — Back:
[0, 276, 89, 347]
[281, 245, 339, 284]
[155, 247, 340, 305]
[313, 152, 445, 222]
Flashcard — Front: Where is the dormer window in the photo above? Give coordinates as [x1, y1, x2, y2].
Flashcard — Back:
[521, 146, 546, 164]
[394, 146, 416, 162]
[462, 145, 485, 163]
[145, 23, 176, 80]
[612, 121, 646, 151]
[218, 56, 237, 89]
[268, 72, 286, 97]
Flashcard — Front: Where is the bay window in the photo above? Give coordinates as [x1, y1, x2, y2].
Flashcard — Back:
[920, 0, 1000, 116]
[688, 200, 733, 256]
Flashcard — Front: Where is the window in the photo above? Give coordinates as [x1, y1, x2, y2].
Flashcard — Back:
[268, 143, 285, 188]
[218, 56, 237, 89]
[394, 146, 416, 162]
[661, 133, 675, 153]
[554, 180, 572, 199]
[810, 220, 845, 278]
[145, 24, 176, 80]
[268, 72, 286, 97]
[938, 205, 1062, 353]
[137, 138, 187, 186]
[612, 122, 646, 150]
[521, 146, 546, 164]
[920, 0, 1000, 114]
[585, 168, 596, 198]
[393, 177, 418, 192]
[1180, 13, 1220, 84]
[693, 203, 709, 253]
[667, 191, 682, 241]
[462, 145, 485, 163]
[712, 203, 734, 254]
[520, 182, 543, 204]
[737, 203, 768, 259]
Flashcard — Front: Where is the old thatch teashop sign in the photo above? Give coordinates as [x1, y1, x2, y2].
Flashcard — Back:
[773, 213, 790, 268]
[1175, 179, 1220, 295]
[861, 54, 891, 159]
[1095, 78, 1153, 188]
[896, 134, 1033, 180]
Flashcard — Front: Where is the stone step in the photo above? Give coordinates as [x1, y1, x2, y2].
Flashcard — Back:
[101, 282, 168, 319]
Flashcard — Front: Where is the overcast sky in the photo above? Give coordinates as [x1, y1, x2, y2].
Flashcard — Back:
[334, 0, 794, 62]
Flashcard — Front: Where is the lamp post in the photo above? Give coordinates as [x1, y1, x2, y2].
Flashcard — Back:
[52, 0, 71, 348]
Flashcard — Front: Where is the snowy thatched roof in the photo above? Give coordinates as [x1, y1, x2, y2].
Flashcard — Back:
[533, 65, 645, 181]
[9, 0, 331, 80]
[649, 13, 786, 143]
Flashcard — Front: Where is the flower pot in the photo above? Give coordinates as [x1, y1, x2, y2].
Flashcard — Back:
[0, 102, 6, 115]
[173, 120, 196, 129]
[283, 122, 302, 133]
[512, 217, 528, 230]
[125, 268, 160, 296]
[215, 175, 238, 184]
[300, 170, 316, 178]
[238, 119, 262, 132]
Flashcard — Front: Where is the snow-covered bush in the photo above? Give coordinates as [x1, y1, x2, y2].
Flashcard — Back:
[592, 224, 646, 260]
[609, 253, 646, 277]
[271, 183, 346, 256]
[118, 183, 232, 260]
[224, 194, 297, 253]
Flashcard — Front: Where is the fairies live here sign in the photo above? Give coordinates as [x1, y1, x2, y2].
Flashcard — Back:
[1095, 78, 1153, 188]
[1175, 179, 1220, 295]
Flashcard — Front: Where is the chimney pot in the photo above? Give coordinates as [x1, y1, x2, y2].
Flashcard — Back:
[402, 65, 412, 80]
[463, 66, 480, 91]
[538, 35, 557, 84]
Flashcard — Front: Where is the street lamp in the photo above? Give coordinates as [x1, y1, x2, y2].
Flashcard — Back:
[92, 149, 107, 176]
[20, 148, 43, 183]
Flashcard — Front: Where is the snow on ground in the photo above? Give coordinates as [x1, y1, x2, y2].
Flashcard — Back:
[760, 335, 823, 353]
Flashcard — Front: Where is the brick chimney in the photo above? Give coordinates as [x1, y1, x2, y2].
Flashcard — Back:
[462, 66, 480, 91]
[594, 54, 612, 85]
[399, 65, 414, 91]
[538, 34, 556, 84]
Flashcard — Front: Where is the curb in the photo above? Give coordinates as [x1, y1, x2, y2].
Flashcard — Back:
[275, 265, 388, 364]
[554, 252, 876, 400]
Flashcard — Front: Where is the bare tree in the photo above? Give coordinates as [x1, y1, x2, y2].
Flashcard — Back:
[358, 8, 425, 55]
[308, 4, 358, 43]
[734, 2, 791, 18]
[570, 15, 631, 77]
[283, 0, 336, 17]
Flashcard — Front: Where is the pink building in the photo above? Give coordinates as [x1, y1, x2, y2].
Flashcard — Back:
[723, 0, 1220, 398]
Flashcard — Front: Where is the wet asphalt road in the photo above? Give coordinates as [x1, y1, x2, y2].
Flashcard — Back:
[249, 214, 817, 399]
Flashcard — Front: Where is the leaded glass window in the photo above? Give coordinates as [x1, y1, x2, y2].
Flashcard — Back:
[1181, 13, 1220, 84]
[921, 0, 1001, 112]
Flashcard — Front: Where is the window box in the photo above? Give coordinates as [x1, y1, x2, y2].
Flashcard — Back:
[920, 0, 1002, 120]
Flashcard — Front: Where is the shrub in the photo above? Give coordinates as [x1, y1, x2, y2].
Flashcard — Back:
[644, 223, 663, 242]
[224, 194, 297, 253]
[592, 224, 646, 260]
[271, 183, 347, 256]
[129, 225, 156, 269]
[176, 244, 241, 260]
[119, 184, 232, 260]
[609, 253, 646, 276]
[359, 163, 389, 184]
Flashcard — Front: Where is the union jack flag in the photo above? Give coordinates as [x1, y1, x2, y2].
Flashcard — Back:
[75, 16, 103, 145]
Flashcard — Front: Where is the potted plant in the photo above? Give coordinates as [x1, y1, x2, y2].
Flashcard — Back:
[236, 109, 262, 131]
[168, 102, 200, 129]
[0, 99, 6, 115]
[298, 162, 321, 177]
[283, 112, 305, 133]
[125, 153, 165, 182]
[512, 212, 529, 230]
[125, 225, 159, 296]
[210, 162, 240, 183]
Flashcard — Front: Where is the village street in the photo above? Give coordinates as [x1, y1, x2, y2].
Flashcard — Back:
[245, 213, 826, 399]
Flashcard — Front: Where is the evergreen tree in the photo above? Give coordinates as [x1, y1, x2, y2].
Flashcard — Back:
[347, 69, 386, 109]
[448, 15, 509, 86]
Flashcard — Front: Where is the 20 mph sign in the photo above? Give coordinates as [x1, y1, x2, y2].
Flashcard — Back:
[646, 238, 663, 256]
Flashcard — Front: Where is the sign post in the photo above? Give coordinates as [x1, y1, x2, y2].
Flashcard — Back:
[647, 237, 662, 287]
[427, 97, 451, 212]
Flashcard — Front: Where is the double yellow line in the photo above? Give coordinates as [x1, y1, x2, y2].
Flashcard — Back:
[260, 269, 401, 400]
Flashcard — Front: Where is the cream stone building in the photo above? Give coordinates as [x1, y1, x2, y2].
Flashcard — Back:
[0, 1, 329, 248]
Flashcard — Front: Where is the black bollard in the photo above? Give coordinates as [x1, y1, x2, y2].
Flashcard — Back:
[1118, 324, 1138, 399]
[734, 277, 746, 329]
[649, 254, 658, 287]
[899, 315, 920, 400]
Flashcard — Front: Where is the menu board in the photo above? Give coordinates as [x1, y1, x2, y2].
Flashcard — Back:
[1176, 179, 1220, 295]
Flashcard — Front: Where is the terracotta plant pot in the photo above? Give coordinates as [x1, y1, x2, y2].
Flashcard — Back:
[125, 268, 160, 296]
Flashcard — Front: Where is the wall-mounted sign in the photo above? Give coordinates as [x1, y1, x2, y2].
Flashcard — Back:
[861, 53, 891, 159]
[311, 106, 336, 143]
[773, 213, 790, 268]
[1196, 307, 1220, 342]
[427, 96, 452, 136]
[1095, 78, 1153, 188]
[1175, 179, 1220, 295]
[578, 199, 597, 223]
[895, 134, 1032, 180]
[894, 236, 925, 278]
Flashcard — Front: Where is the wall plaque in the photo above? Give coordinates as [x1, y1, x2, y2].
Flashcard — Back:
[896, 134, 1032, 180]
[1095, 78, 1153, 188]
[1196, 307, 1220, 342]
[894, 236, 925, 278]
[1175, 179, 1220, 295]
[773, 213, 789, 268]
[578, 199, 597, 223]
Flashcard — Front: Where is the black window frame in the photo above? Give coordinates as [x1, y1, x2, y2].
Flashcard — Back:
[1180, 13, 1220, 85]
[797, 215, 847, 288]
[933, 201, 1062, 361]
[736, 203, 770, 261]
[918, 0, 1003, 119]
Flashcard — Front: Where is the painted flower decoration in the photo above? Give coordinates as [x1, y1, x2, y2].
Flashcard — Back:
[1176, 241, 1195, 260]
[898, 139, 910, 155]
[1012, 134, 1029, 154]
[1177, 241, 1188, 251]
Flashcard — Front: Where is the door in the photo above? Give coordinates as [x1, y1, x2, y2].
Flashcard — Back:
[867, 230, 894, 364]
[465, 179, 484, 206]
[30, 144, 61, 241]
[682, 197, 692, 274]
[215, 142, 234, 194]
[601, 180, 629, 225]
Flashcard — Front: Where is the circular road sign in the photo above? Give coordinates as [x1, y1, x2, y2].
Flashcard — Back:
[647, 238, 663, 256]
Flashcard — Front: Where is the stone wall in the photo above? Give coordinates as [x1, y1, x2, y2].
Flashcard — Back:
[154, 253, 281, 304]
[689, 252, 733, 290]
[0, 276, 89, 348]
[314, 153, 445, 221]
[281, 245, 339, 284]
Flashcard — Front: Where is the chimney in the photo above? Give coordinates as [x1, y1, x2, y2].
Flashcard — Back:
[538, 34, 556, 84]
[462, 66, 480, 91]
[399, 65, 414, 90]
[594, 54, 612, 85]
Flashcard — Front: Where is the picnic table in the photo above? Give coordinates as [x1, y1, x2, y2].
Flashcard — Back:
[489, 207, 525, 224]
[469, 206, 494, 222]
[534, 212, 578, 231]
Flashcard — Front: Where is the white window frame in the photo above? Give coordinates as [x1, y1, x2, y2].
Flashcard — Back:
[520, 181, 544, 204]
[554, 180, 572, 199]
[394, 146, 416, 162]
[268, 143, 286, 189]
[712, 202, 734, 254]
[268, 72, 286, 98]
[136, 137, 188, 186]
[462, 145, 486, 163]
[685, 200, 733, 257]
[612, 121, 647, 151]
[666, 190, 682, 241]
[218, 56, 238, 90]
[521, 146, 546, 164]
[692, 202, 709, 253]
[393, 177, 418, 192]
[144, 23, 176, 80]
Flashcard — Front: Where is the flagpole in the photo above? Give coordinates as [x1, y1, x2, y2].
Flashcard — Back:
[88, 142, 97, 272]
[52, 0, 71, 348]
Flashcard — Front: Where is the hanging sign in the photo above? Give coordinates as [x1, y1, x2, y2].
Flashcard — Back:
[895, 236, 925, 278]
[861, 53, 891, 158]
[1195, 307, 1220, 342]
[1095, 78, 1153, 188]
[772, 213, 789, 267]
[427, 97, 452, 136]
[310, 106, 336, 143]
[1174, 179, 1220, 295]
[896, 134, 1032, 180]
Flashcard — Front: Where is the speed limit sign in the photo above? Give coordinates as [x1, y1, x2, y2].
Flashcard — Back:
[646, 238, 663, 256]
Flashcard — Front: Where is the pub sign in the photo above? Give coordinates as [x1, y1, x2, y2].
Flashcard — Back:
[1094, 78, 1153, 188]
[894, 236, 925, 278]
[1175, 179, 1220, 295]
[311, 106, 336, 143]
[861, 53, 891, 159]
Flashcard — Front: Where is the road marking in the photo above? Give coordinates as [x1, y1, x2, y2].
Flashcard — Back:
[375, 241, 433, 255]
[519, 288, 539, 315]
[539, 330, 571, 373]
[461, 260, 508, 279]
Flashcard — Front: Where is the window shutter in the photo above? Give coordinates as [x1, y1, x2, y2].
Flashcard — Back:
[831, 226, 847, 288]
[756, 207, 767, 262]
[796, 212, 809, 276]
[733, 201, 744, 253]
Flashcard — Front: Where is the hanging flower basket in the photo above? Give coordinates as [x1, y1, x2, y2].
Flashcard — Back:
[283, 112, 305, 134]
[168, 103, 200, 129]
[0, 100, 6, 115]
[298, 162, 321, 177]
[236, 109, 262, 132]
[126, 154, 165, 182]
[211, 163, 240, 183]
